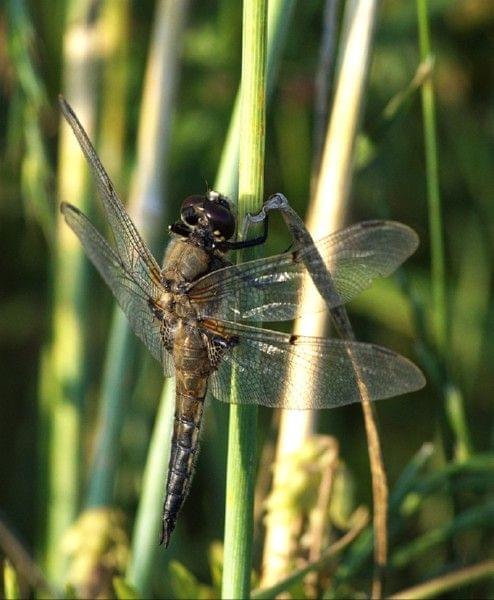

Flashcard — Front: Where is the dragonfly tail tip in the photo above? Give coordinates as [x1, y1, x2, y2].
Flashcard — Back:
[159, 519, 174, 548]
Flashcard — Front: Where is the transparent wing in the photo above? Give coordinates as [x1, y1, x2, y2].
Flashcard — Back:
[189, 221, 418, 321]
[61, 203, 174, 376]
[203, 320, 425, 409]
[59, 97, 162, 286]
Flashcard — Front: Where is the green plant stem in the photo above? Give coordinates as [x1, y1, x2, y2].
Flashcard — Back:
[416, 0, 472, 463]
[221, 1, 267, 598]
[416, 0, 447, 356]
[85, 317, 137, 506]
[126, 381, 175, 597]
[215, 0, 295, 197]
[42, 0, 99, 581]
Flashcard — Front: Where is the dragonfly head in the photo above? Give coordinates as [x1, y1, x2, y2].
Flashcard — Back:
[170, 191, 236, 251]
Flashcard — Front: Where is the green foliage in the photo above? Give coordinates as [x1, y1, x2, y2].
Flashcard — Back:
[113, 577, 140, 600]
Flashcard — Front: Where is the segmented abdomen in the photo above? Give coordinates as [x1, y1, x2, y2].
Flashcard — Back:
[161, 328, 210, 547]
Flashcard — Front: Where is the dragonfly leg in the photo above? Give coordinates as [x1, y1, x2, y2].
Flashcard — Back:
[224, 215, 269, 251]
[241, 192, 355, 339]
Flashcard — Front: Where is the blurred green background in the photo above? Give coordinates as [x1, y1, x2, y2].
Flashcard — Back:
[1, 0, 494, 597]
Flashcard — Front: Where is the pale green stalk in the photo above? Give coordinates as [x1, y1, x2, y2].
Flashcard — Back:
[416, 0, 447, 356]
[85, 0, 132, 509]
[126, 382, 175, 597]
[416, 0, 472, 460]
[98, 0, 130, 186]
[222, 1, 267, 598]
[41, 0, 100, 582]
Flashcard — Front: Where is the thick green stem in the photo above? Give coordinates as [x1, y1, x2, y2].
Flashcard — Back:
[41, 0, 99, 581]
[221, 1, 267, 598]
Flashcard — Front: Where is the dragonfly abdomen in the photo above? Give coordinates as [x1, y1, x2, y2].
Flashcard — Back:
[160, 364, 207, 547]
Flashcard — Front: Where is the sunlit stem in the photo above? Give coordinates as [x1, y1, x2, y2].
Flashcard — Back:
[222, 0, 267, 598]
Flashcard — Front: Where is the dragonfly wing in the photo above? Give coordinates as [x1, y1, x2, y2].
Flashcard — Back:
[59, 97, 162, 286]
[189, 220, 419, 322]
[203, 319, 425, 409]
[62, 202, 174, 376]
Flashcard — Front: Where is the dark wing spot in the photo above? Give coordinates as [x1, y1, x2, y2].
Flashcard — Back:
[148, 298, 164, 320]
[291, 249, 301, 263]
[289, 334, 298, 345]
[228, 335, 240, 348]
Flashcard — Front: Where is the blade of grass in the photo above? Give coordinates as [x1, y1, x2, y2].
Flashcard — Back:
[416, 0, 472, 460]
[252, 508, 369, 599]
[390, 501, 494, 569]
[416, 0, 447, 356]
[389, 559, 494, 600]
[221, 1, 267, 598]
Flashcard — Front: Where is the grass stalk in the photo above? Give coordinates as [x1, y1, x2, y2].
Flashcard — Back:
[416, 0, 472, 461]
[389, 559, 494, 600]
[221, 1, 267, 598]
[126, 382, 175, 597]
[253, 508, 369, 599]
[41, 0, 100, 581]
[98, 0, 130, 186]
[416, 0, 447, 356]
[85, 0, 189, 509]
[215, 0, 296, 197]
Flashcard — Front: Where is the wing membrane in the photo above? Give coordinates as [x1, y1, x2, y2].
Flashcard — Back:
[61, 203, 174, 376]
[205, 320, 425, 409]
[59, 97, 162, 287]
[190, 221, 418, 321]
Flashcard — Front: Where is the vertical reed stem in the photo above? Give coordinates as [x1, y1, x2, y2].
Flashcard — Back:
[416, 0, 447, 356]
[416, 0, 471, 460]
[42, 0, 99, 581]
[222, 1, 267, 597]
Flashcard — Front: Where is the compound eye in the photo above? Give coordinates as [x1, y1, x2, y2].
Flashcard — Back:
[204, 202, 236, 240]
[180, 195, 204, 226]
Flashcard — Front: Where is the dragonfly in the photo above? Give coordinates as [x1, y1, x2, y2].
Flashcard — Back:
[59, 97, 425, 547]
